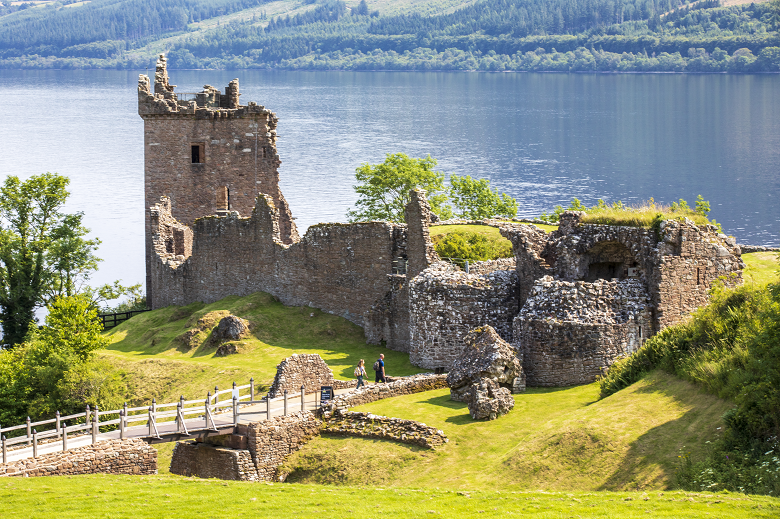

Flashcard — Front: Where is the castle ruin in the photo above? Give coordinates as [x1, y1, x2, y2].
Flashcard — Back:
[139, 60, 745, 387]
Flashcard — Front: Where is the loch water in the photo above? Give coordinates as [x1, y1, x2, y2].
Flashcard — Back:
[0, 70, 778, 290]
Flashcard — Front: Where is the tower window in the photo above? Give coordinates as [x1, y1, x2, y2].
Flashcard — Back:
[191, 143, 205, 164]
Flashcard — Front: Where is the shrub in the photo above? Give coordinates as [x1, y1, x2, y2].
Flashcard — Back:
[433, 230, 512, 267]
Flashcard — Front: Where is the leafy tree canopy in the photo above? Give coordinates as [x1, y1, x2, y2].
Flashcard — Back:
[347, 153, 452, 222]
[0, 172, 141, 346]
[449, 174, 518, 219]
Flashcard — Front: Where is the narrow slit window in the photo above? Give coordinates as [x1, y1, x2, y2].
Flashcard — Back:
[191, 143, 204, 164]
[697, 267, 703, 285]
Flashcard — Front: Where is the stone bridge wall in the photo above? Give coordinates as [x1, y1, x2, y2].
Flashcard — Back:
[0, 439, 157, 478]
[323, 373, 448, 412]
[170, 442, 257, 481]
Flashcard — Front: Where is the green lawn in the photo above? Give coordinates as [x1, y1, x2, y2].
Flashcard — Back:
[103, 292, 421, 405]
[429, 222, 557, 239]
[742, 252, 779, 286]
[0, 474, 777, 518]
[283, 371, 731, 492]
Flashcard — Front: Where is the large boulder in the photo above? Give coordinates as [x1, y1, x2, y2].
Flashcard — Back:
[446, 326, 524, 403]
[467, 378, 514, 420]
[213, 315, 249, 342]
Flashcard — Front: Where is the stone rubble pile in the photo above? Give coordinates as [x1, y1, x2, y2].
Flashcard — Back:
[447, 325, 524, 404]
[321, 410, 448, 449]
[467, 378, 515, 420]
[214, 315, 249, 342]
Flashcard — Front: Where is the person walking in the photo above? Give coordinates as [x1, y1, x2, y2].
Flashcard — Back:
[354, 359, 367, 389]
[373, 353, 386, 383]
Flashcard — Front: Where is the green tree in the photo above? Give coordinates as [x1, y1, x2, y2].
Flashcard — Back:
[347, 153, 452, 222]
[0, 294, 122, 425]
[448, 174, 518, 219]
[0, 173, 102, 346]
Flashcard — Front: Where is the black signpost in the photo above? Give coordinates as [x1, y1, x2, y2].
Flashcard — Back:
[320, 385, 333, 405]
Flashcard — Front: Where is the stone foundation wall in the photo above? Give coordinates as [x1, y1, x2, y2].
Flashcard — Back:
[170, 441, 258, 481]
[0, 439, 157, 478]
[245, 411, 322, 481]
[321, 411, 448, 449]
[409, 264, 518, 369]
[323, 373, 447, 412]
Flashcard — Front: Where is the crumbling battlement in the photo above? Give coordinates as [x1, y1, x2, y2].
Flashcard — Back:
[408, 262, 519, 370]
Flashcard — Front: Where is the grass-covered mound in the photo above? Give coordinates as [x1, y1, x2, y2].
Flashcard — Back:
[539, 197, 720, 229]
[281, 371, 729, 492]
[102, 292, 421, 405]
[599, 269, 780, 496]
[2, 475, 777, 519]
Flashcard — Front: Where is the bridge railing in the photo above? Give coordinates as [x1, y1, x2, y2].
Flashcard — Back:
[0, 377, 261, 463]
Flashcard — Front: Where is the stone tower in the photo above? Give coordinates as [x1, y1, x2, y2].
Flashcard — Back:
[138, 55, 298, 306]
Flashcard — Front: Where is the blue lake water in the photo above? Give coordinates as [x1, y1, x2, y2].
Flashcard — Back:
[0, 70, 778, 293]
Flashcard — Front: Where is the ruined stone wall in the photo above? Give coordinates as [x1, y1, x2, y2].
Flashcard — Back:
[321, 411, 448, 449]
[170, 441, 258, 481]
[515, 276, 652, 386]
[408, 263, 518, 370]
[245, 411, 321, 482]
[140, 55, 297, 307]
[0, 439, 157, 478]
[653, 219, 743, 329]
[149, 195, 404, 330]
[268, 354, 355, 398]
[323, 374, 447, 412]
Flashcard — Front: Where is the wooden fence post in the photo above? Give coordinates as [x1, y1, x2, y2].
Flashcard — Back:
[55, 411, 61, 439]
[250, 378, 255, 403]
[62, 425, 68, 452]
[120, 410, 125, 440]
[85, 405, 91, 430]
[214, 386, 219, 410]
[204, 399, 211, 430]
[123, 403, 128, 433]
[92, 405, 99, 445]
[2, 435, 6, 464]
[284, 390, 288, 416]
[176, 403, 182, 433]
[148, 407, 154, 437]
[232, 396, 238, 426]
[266, 393, 271, 419]
[32, 429, 37, 458]
[26, 416, 31, 446]
[301, 385, 305, 412]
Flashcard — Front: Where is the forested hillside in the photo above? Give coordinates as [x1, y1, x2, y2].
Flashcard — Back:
[0, 0, 778, 71]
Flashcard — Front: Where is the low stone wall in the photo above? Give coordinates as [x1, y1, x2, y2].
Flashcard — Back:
[0, 439, 157, 478]
[268, 354, 353, 398]
[170, 441, 258, 481]
[741, 245, 780, 254]
[323, 373, 448, 412]
[245, 411, 322, 482]
[321, 411, 448, 449]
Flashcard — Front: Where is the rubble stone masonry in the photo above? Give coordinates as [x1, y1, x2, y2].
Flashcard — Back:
[170, 441, 257, 481]
[268, 353, 354, 398]
[0, 439, 157, 478]
[321, 410, 448, 449]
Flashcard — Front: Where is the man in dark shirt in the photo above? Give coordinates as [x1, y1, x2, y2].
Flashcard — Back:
[374, 353, 386, 383]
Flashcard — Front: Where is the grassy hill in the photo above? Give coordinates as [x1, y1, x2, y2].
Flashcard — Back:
[0, 0, 777, 70]
[102, 291, 422, 405]
[281, 371, 731, 491]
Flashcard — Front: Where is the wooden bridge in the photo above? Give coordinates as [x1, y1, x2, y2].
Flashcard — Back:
[0, 379, 347, 464]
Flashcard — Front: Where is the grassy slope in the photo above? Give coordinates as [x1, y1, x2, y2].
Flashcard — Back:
[283, 371, 730, 492]
[429, 223, 557, 239]
[742, 251, 778, 286]
[102, 292, 421, 405]
[1, 475, 777, 519]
